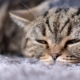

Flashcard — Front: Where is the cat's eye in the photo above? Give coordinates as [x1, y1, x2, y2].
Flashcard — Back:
[65, 39, 80, 47]
[36, 40, 47, 44]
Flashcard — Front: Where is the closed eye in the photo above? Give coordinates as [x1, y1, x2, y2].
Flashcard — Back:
[66, 39, 80, 44]
[65, 39, 80, 47]
[36, 40, 47, 44]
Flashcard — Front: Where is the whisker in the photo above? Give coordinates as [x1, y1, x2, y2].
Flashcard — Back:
[18, 0, 37, 19]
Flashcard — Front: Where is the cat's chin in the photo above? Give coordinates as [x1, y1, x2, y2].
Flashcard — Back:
[40, 56, 54, 65]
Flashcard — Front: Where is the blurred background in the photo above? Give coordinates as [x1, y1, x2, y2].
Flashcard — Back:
[1, 0, 80, 11]
[0, 0, 44, 10]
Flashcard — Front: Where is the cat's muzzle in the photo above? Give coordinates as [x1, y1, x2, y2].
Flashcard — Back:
[50, 53, 60, 60]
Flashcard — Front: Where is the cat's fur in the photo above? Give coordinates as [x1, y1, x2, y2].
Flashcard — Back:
[10, 6, 80, 64]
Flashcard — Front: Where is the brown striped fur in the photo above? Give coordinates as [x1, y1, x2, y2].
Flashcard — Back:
[10, 7, 80, 64]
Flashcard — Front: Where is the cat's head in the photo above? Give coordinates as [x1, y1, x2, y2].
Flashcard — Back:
[10, 8, 80, 64]
[10, 10, 70, 58]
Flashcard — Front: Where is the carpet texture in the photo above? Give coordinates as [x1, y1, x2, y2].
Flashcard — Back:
[0, 55, 80, 80]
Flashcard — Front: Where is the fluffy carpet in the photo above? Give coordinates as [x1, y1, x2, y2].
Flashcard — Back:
[0, 55, 80, 80]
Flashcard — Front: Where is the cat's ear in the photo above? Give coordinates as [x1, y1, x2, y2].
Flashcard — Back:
[9, 0, 50, 28]
[9, 0, 50, 24]
[9, 11, 31, 28]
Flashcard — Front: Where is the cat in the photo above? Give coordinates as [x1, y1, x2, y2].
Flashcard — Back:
[10, 5, 80, 64]
[0, 0, 44, 55]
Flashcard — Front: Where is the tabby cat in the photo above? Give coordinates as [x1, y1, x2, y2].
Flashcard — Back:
[10, 5, 80, 64]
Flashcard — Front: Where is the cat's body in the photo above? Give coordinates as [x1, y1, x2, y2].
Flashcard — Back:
[10, 5, 80, 64]
[0, 0, 44, 55]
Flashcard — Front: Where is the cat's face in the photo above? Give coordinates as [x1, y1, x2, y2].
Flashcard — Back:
[22, 17, 62, 58]
[10, 8, 80, 64]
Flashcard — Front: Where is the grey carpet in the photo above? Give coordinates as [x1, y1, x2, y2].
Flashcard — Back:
[0, 55, 80, 80]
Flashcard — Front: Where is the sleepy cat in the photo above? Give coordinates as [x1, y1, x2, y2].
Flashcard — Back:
[10, 6, 80, 64]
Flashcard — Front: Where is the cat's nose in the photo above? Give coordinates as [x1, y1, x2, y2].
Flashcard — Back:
[50, 53, 60, 60]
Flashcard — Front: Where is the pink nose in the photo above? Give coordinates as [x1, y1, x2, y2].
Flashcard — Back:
[50, 53, 60, 60]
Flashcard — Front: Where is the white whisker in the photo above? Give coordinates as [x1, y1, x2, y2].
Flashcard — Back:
[18, 0, 37, 18]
